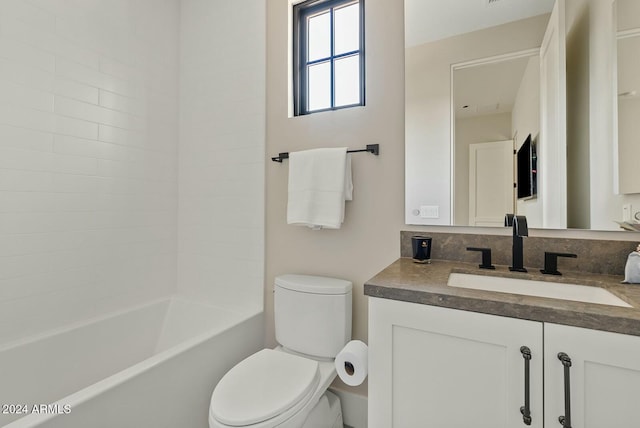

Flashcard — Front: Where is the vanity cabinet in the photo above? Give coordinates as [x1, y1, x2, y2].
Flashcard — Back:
[369, 297, 640, 428]
[368, 298, 544, 428]
[544, 323, 640, 428]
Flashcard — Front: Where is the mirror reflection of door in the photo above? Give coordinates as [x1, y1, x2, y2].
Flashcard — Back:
[469, 140, 514, 226]
[453, 52, 539, 226]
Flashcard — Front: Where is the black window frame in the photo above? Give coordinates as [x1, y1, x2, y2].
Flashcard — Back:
[293, 0, 365, 116]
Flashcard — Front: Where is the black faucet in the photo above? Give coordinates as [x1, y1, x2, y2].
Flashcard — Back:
[466, 247, 495, 270]
[541, 252, 577, 275]
[505, 214, 528, 272]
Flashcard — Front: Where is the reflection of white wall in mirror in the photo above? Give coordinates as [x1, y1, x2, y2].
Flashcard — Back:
[618, 97, 640, 195]
[512, 57, 542, 226]
[617, 0, 640, 198]
[563, 0, 640, 230]
[587, 0, 619, 230]
[617, 36, 640, 195]
[616, 0, 640, 31]
[404, 15, 549, 225]
[455, 114, 511, 226]
[615, 0, 640, 229]
[539, 0, 567, 229]
[566, 0, 591, 229]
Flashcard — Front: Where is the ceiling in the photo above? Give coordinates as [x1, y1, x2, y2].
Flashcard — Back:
[454, 55, 535, 119]
[405, 0, 555, 47]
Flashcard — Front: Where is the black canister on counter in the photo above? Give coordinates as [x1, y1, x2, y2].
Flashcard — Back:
[411, 236, 432, 263]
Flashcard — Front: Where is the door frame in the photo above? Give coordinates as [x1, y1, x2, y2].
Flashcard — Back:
[450, 48, 540, 224]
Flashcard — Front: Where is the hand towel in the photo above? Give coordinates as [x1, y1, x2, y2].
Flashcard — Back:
[344, 154, 353, 201]
[287, 147, 350, 229]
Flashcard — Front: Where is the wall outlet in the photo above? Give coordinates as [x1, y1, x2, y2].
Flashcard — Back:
[419, 205, 439, 219]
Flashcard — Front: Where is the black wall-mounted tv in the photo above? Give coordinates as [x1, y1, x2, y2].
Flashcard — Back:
[517, 134, 537, 200]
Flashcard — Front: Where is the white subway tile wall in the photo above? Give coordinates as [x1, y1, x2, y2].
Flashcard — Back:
[0, 0, 180, 344]
[178, 0, 266, 314]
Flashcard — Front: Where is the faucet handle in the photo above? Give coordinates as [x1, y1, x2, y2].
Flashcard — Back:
[541, 252, 577, 275]
[467, 247, 496, 270]
[505, 213, 514, 227]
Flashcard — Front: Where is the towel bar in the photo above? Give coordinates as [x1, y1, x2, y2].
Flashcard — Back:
[271, 144, 379, 163]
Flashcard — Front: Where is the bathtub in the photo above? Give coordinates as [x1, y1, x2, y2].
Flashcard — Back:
[0, 297, 263, 428]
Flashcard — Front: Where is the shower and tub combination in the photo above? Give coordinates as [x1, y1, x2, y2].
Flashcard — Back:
[0, 0, 266, 426]
[0, 298, 263, 428]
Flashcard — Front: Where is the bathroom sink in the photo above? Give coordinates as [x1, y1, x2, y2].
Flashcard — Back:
[447, 273, 632, 308]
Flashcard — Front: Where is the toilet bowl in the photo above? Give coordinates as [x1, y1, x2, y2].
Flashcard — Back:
[208, 348, 342, 428]
[209, 274, 352, 428]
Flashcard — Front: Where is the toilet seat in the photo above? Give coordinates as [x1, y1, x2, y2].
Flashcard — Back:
[210, 349, 320, 427]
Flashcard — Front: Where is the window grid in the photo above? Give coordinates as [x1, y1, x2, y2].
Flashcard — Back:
[294, 0, 365, 116]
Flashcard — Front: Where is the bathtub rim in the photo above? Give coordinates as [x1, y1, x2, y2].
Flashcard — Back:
[3, 296, 263, 428]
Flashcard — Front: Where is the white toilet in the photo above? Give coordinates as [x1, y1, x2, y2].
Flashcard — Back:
[209, 274, 353, 428]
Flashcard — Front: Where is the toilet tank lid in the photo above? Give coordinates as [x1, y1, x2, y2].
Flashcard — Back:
[275, 274, 352, 295]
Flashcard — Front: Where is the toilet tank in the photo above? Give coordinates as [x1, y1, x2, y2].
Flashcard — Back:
[274, 274, 352, 359]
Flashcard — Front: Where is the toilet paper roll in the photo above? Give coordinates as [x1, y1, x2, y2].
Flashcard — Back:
[335, 340, 368, 386]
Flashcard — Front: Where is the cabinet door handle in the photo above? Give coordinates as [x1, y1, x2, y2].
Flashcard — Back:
[557, 352, 572, 428]
[520, 346, 532, 425]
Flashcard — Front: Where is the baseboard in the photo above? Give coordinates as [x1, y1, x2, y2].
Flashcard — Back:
[328, 387, 368, 428]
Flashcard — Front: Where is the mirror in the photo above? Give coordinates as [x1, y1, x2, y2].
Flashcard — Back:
[616, 0, 640, 198]
[452, 51, 540, 227]
[405, 0, 640, 231]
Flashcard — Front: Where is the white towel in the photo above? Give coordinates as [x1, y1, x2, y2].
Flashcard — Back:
[344, 154, 353, 201]
[287, 148, 352, 229]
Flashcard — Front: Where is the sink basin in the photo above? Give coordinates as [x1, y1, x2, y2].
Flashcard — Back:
[447, 273, 632, 308]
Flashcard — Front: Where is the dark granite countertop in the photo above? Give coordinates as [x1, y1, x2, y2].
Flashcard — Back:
[364, 258, 640, 337]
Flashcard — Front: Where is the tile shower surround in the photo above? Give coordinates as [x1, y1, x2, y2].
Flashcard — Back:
[401, 231, 639, 276]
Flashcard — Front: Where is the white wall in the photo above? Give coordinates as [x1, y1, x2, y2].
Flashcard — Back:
[405, 15, 549, 225]
[0, 0, 180, 345]
[266, 0, 405, 396]
[178, 0, 265, 315]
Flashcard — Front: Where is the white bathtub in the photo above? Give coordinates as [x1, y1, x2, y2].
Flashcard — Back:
[0, 297, 263, 428]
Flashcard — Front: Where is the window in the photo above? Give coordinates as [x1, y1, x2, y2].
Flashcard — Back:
[293, 0, 365, 116]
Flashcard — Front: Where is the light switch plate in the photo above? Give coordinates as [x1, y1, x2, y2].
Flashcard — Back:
[419, 205, 439, 219]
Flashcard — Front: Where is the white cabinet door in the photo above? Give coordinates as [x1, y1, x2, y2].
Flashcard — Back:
[369, 298, 543, 428]
[544, 323, 640, 428]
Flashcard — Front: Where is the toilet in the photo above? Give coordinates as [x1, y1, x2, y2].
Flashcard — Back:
[209, 274, 352, 428]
